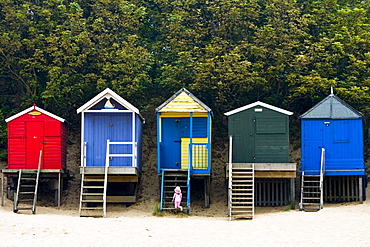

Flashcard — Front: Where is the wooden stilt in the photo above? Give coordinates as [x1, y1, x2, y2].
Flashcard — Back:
[359, 176, 363, 204]
[58, 172, 61, 209]
[204, 176, 210, 208]
[1, 172, 4, 206]
[290, 178, 295, 209]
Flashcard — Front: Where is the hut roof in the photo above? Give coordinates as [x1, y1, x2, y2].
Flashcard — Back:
[156, 88, 212, 113]
[300, 93, 363, 119]
[5, 105, 65, 123]
[77, 88, 141, 116]
[224, 101, 293, 116]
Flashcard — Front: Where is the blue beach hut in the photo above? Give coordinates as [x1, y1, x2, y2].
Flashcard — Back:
[156, 88, 212, 212]
[77, 88, 144, 217]
[300, 91, 366, 211]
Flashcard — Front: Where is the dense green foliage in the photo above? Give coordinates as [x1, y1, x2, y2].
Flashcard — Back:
[1, 0, 370, 150]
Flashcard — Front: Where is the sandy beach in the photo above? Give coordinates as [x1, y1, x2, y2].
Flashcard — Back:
[1, 193, 370, 247]
[1, 130, 369, 247]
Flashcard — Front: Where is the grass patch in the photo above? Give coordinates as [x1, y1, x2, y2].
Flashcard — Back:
[282, 204, 294, 211]
[151, 200, 189, 217]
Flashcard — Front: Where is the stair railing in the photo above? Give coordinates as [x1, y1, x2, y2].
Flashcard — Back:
[32, 150, 42, 214]
[319, 148, 325, 209]
[79, 142, 87, 216]
[299, 171, 305, 211]
[160, 169, 165, 211]
[228, 136, 233, 219]
[186, 168, 191, 212]
[103, 140, 111, 218]
[14, 170, 22, 212]
[251, 163, 255, 219]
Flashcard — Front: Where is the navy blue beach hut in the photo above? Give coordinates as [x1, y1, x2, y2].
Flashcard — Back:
[300, 91, 366, 211]
[77, 88, 144, 217]
[156, 88, 212, 212]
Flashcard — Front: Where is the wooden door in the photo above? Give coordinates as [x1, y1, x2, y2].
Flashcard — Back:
[26, 122, 44, 169]
[161, 118, 181, 169]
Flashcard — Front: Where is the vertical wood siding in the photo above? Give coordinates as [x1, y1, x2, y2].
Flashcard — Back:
[301, 119, 365, 175]
[228, 107, 290, 163]
[8, 111, 66, 169]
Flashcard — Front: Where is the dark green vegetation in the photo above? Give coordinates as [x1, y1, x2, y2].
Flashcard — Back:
[1, 0, 370, 156]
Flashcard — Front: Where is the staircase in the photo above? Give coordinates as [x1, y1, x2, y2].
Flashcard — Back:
[79, 141, 108, 217]
[79, 173, 107, 217]
[160, 169, 189, 212]
[228, 163, 254, 220]
[300, 148, 325, 212]
[13, 151, 42, 214]
[299, 172, 322, 211]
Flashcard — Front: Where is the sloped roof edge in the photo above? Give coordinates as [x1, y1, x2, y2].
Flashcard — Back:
[76, 88, 140, 115]
[224, 101, 293, 116]
[155, 88, 212, 113]
[6, 105, 65, 123]
[299, 94, 363, 119]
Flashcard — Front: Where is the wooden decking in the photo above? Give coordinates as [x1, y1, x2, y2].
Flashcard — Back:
[226, 163, 297, 179]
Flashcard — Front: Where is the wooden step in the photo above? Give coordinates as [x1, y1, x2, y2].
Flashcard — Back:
[302, 197, 320, 200]
[81, 199, 104, 203]
[80, 207, 104, 210]
[19, 191, 34, 195]
[82, 185, 104, 189]
[16, 206, 33, 210]
[20, 178, 36, 181]
[82, 193, 104, 196]
[84, 178, 105, 182]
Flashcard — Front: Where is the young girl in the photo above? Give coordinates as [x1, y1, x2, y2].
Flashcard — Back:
[172, 186, 183, 211]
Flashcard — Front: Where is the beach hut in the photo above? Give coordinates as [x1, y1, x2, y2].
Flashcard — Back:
[225, 101, 296, 219]
[77, 88, 144, 217]
[299, 91, 366, 211]
[2, 105, 67, 213]
[156, 88, 212, 212]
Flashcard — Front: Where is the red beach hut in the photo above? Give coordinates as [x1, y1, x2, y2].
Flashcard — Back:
[6, 105, 67, 169]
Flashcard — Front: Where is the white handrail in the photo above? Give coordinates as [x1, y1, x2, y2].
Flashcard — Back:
[33, 150, 42, 213]
[228, 136, 233, 219]
[83, 142, 87, 167]
[103, 140, 110, 218]
[106, 141, 138, 167]
[320, 148, 325, 209]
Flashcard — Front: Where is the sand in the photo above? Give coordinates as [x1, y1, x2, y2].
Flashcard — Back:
[1, 195, 370, 247]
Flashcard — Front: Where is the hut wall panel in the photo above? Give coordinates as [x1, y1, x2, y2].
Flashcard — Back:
[61, 123, 67, 169]
[44, 120, 61, 136]
[301, 119, 364, 175]
[7, 111, 66, 170]
[180, 117, 207, 138]
[8, 121, 26, 138]
[43, 137, 63, 169]
[8, 138, 26, 168]
[84, 112, 133, 167]
[135, 114, 143, 172]
[228, 107, 290, 163]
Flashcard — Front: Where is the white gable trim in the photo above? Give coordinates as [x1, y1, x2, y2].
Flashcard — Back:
[5, 106, 65, 123]
[76, 88, 139, 114]
[224, 101, 293, 116]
